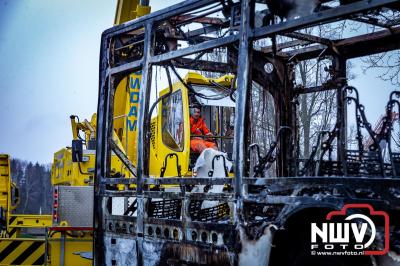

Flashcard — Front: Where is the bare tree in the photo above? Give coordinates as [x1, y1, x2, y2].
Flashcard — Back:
[295, 23, 351, 159]
[362, 51, 400, 86]
[358, 9, 400, 85]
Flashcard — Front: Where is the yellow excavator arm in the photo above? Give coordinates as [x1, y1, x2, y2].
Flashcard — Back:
[51, 0, 151, 188]
[114, 0, 151, 25]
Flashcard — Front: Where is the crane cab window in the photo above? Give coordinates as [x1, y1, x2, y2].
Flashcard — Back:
[189, 84, 235, 158]
[162, 90, 184, 151]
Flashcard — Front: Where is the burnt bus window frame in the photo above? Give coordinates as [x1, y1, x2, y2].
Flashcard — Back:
[94, 0, 400, 265]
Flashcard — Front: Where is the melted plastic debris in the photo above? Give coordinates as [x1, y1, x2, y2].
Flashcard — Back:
[142, 240, 163, 266]
[192, 148, 232, 208]
[104, 236, 136, 266]
[238, 225, 275, 266]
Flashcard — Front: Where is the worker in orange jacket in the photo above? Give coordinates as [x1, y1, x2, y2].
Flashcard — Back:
[190, 107, 218, 153]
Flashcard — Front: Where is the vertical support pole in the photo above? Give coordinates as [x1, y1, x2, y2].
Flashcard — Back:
[94, 34, 110, 266]
[136, 22, 153, 266]
[97, 74, 116, 266]
[234, 0, 253, 222]
[334, 56, 347, 170]
[181, 185, 188, 242]
[275, 61, 295, 177]
[60, 231, 65, 266]
[44, 228, 48, 266]
[291, 72, 299, 176]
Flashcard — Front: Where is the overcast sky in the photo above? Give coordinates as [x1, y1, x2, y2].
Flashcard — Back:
[0, 0, 397, 163]
[0, 0, 176, 163]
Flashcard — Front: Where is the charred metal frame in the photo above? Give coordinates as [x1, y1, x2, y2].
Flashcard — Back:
[95, 0, 400, 265]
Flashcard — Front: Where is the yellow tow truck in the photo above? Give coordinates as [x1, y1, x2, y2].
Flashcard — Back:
[0, 154, 51, 265]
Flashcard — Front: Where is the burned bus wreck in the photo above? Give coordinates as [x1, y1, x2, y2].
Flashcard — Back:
[94, 0, 400, 265]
